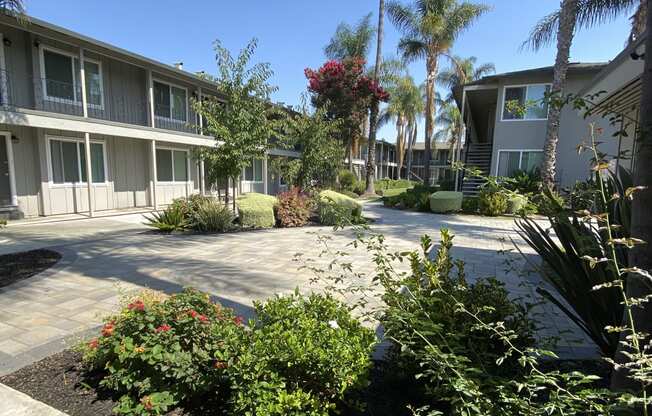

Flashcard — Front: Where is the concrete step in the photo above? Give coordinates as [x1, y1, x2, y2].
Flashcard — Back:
[0, 206, 22, 221]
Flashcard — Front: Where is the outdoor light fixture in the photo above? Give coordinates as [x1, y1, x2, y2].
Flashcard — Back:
[630, 44, 645, 60]
[3, 37, 11, 47]
[33, 39, 40, 48]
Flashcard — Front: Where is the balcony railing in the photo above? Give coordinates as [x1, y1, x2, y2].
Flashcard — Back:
[0, 70, 201, 135]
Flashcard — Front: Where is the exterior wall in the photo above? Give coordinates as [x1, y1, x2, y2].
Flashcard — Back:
[490, 72, 623, 187]
[2, 125, 40, 216]
[5, 125, 202, 217]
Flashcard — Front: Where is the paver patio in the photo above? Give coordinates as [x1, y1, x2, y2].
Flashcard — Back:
[0, 202, 595, 375]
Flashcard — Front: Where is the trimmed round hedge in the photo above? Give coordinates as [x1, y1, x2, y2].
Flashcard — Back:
[318, 190, 363, 225]
[429, 191, 463, 213]
[237, 193, 278, 228]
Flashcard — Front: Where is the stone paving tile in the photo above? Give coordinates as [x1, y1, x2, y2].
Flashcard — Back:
[0, 203, 594, 375]
[0, 340, 30, 356]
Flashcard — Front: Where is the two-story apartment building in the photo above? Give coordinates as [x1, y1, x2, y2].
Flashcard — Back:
[405, 141, 454, 184]
[350, 139, 399, 180]
[0, 14, 289, 219]
[454, 33, 645, 195]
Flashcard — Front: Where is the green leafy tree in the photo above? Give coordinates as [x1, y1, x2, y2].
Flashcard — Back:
[194, 39, 285, 210]
[387, 0, 489, 185]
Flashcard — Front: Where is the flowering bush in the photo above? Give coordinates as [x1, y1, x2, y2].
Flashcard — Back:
[79, 288, 244, 415]
[275, 188, 312, 228]
[228, 292, 376, 415]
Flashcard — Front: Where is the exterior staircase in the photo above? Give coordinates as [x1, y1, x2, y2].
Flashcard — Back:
[461, 142, 492, 196]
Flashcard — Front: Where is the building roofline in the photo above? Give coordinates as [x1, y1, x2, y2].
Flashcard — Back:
[578, 32, 647, 96]
[462, 62, 608, 88]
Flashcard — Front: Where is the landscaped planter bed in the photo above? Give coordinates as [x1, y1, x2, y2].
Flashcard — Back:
[0, 350, 187, 416]
[0, 249, 61, 288]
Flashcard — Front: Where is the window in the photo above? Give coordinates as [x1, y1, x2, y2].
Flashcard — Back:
[243, 158, 263, 182]
[154, 81, 187, 122]
[502, 84, 550, 120]
[156, 149, 188, 182]
[49, 138, 105, 184]
[42, 48, 103, 107]
[497, 150, 543, 177]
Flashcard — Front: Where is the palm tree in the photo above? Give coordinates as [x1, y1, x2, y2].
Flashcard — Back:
[387, 0, 489, 185]
[365, 0, 386, 194]
[324, 13, 375, 61]
[0, 0, 24, 13]
[437, 55, 495, 103]
[524, 0, 643, 188]
[434, 101, 462, 159]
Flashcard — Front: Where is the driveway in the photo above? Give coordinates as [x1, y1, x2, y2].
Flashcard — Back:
[0, 202, 595, 375]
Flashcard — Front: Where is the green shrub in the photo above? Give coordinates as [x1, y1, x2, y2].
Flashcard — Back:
[338, 169, 356, 191]
[229, 292, 376, 415]
[192, 200, 235, 232]
[143, 205, 188, 232]
[436, 178, 455, 191]
[507, 194, 528, 214]
[381, 231, 535, 414]
[351, 180, 365, 196]
[79, 288, 244, 415]
[505, 169, 542, 195]
[376, 178, 414, 192]
[237, 193, 277, 228]
[429, 191, 463, 213]
[339, 189, 360, 199]
[461, 196, 479, 213]
[381, 187, 408, 198]
[318, 190, 363, 226]
[381, 185, 437, 211]
[478, 188, 508, 216]
[275, 188, 312, 228]
[0, 218, 6, 228]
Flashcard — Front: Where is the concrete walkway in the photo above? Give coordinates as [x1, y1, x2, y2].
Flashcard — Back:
[0, 383, 67, 415]
[0, 202, 594, 377]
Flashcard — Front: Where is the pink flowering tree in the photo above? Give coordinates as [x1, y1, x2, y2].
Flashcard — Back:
[304, 58, 389, 169]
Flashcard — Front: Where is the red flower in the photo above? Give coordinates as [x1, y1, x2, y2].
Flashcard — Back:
[141, 396, 153, 411]
[188, 310, 199, 318]
[101, 322, 115, 337]
[88, 338, 99, 349]
[213, 360, 228, 369]
[198, 314, 209, 323]
[127, 300, 145, 312]
[233, 316, 244, 326]
[155, 324, 172, 333]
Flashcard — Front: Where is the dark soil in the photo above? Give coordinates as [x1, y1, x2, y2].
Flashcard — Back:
[0, 350, 186, 416]
[0, 249, 61, 288]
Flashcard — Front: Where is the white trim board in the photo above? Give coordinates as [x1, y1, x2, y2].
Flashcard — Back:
[45, 134, 109, 187]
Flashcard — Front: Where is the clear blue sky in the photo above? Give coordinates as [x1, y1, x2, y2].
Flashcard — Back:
[28, 0, 632, 142]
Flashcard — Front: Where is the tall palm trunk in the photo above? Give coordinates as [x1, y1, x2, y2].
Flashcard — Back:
[629, 0, 647, 44]
[424, 55, 437, 186]
[612, 0, 652, 390]
[541, 0, 578, 189]
[365, 0, 385, 194]
[396, 116, 406, 178]
[406, 122, 417, 180]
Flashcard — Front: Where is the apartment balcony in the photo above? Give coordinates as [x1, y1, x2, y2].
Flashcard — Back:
[0, 70, 201, 135]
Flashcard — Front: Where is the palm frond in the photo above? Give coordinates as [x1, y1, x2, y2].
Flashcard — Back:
[397, 38, 428, 63]
[387, 1, 421, 37]
[521, 11, 560, 51]
[324, 13, 375, 60]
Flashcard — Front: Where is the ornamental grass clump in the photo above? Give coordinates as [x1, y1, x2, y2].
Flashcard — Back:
[228, 292, 376, 415]
[79, 288, 245, 415]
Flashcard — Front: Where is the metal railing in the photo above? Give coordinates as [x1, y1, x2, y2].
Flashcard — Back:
[0, 70, 201, 135]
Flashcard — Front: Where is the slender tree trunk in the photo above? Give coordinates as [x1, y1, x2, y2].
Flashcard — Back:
[348, 136, 354, 172]
[612, 0, 652, 391]
[406, 123, 416, 180]
[365, 0, 384, 195]
[224, 181, 229, 205]
[424, 56, 437, 186]
[396, 117, 405, 178]
[232, 176, 237, 212]
[541, 0, 578, 189]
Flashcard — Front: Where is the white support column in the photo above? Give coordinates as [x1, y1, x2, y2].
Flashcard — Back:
[149, 140, 158, 210]
[0, 32, 8, 108]
[262, 155, 268, 195]
[199, 158, 205, 196]
[4, 132, 17, 206]
[147, 70, 155, 128]
[79, 48, 94, 217]
[197, 87, 203, 135]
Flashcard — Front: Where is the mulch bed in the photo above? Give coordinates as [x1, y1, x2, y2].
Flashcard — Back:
[0, 249, 61, 288]
[0, 350, 185, 416]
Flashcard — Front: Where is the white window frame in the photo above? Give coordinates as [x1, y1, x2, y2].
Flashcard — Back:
[45, 135, 109, 187]
[39, 45, 105, 110]
[241, 158, 264, 184]
[153, 78, 189, 123]
[500, 83, 551, 122]
[155, 146, 191, 184]
[494, 149, 543, 177]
